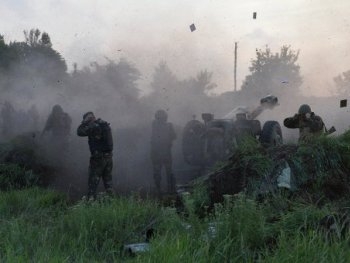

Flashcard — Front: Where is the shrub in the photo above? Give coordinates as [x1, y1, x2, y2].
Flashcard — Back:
[0, 163, 40, 190]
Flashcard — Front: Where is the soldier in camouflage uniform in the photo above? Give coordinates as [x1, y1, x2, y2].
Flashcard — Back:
[151, 109, 177, 195]
[77, 112, 114, 200]
[284, 104, 325, 142]
[42, 104, 72, 143]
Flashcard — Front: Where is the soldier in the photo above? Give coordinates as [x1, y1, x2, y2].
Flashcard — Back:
[284, 104, 325, 142]
[151, 109, 177, 196]
[41, 105, 72, 164]
[77, 112, 114, 200]
[42, 104, 72, 141]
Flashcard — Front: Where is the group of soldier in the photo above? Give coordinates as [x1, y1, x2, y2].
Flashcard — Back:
[76, 109, 176, 200]
[43, 106, 176, 200]
[75, 103, 324, 200]
[0, 101, 326, 200]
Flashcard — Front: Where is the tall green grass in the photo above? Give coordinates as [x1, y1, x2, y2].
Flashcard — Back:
[0, 188, 348, 262]
[2, 133, 350, 261]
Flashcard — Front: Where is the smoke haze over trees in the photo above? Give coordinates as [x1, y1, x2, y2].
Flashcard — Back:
[0, 28, 349, 195]
[240, 45, 302, 101]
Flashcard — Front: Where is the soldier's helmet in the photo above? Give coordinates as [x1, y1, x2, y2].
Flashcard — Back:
[83, 111, 94, 120]
[155, 109, 168, 122]
[298, 104, 311, 115]
[52, 104, 63, 115]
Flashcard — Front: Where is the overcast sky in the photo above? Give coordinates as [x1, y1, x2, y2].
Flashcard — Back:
[1, 0, 350, 96]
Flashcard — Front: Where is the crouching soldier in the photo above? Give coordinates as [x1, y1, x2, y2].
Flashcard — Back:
[77, 112, 114, 200]
[284, 104, 325, 142]
[151, 109, 177, 196]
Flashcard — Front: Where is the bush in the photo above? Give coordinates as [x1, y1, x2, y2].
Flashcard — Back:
[0, 163, 40, 190]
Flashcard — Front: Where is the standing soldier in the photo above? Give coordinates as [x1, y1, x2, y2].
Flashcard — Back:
[42, 104, 72, 144]
[151, 109, 177, 196]
[284, 104, 325, 142]
[41, 104, 72, 166]
[42, 105, 72, 166]
[77, 112, 114, 200]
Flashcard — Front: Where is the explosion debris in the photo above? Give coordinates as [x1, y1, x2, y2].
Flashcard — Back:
[189, 23, 196, 32]
[340, 99, 347, 108]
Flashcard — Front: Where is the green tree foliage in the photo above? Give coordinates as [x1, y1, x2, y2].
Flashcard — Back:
[70, 58, 140, 99]
[24, 29, 52, 48]
[241, 45, 302, 99]
[12, 29, 67, 80]
[0, 29, 67, 95]
[67, 58, 143, 124]
[0, 35, 17, 71]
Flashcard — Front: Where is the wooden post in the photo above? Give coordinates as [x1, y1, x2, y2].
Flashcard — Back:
[234, 42, 238, 92]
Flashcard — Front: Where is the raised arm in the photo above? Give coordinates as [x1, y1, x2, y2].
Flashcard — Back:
[284, 114, 301, 129]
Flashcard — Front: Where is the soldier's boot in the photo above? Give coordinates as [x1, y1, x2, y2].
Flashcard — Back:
[87, 191, 97, 202]
[87, 177, 98, 201]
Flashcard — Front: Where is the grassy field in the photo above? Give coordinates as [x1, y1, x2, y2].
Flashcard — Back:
[2, 133, 350, 262]
[0, 187, 349, 262]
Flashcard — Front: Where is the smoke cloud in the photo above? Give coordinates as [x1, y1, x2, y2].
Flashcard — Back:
[1, 0, 350, 198]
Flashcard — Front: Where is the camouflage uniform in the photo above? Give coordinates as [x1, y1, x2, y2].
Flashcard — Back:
[77, 113, 114, 199]
[151, 110, 176, 194]
[284, 104, 325, 142]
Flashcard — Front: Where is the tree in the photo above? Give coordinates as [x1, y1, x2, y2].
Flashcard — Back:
[0, 35, 17, 71]
[182, 70, 217, 96]
[24, 29, 52, 47]
[150, 61, 178, 94]
[0, 29, 67, 100]
[241, 45, 302, 100]
[67, 58, 143, 124]
[10, 29, 67, 82]
[86, 58, 141, 100]
[144, 61, 218, 123]
[40, 33, 52, 48]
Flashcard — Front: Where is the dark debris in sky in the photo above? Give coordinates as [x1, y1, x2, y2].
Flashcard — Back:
[340, 99, 347, 108]
[190, 23, 196, 32]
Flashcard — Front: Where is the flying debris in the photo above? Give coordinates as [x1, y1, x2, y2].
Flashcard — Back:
[190, 23, 196, 32]
[340, 99, 347, 108]
[253, 12, 257, 19]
